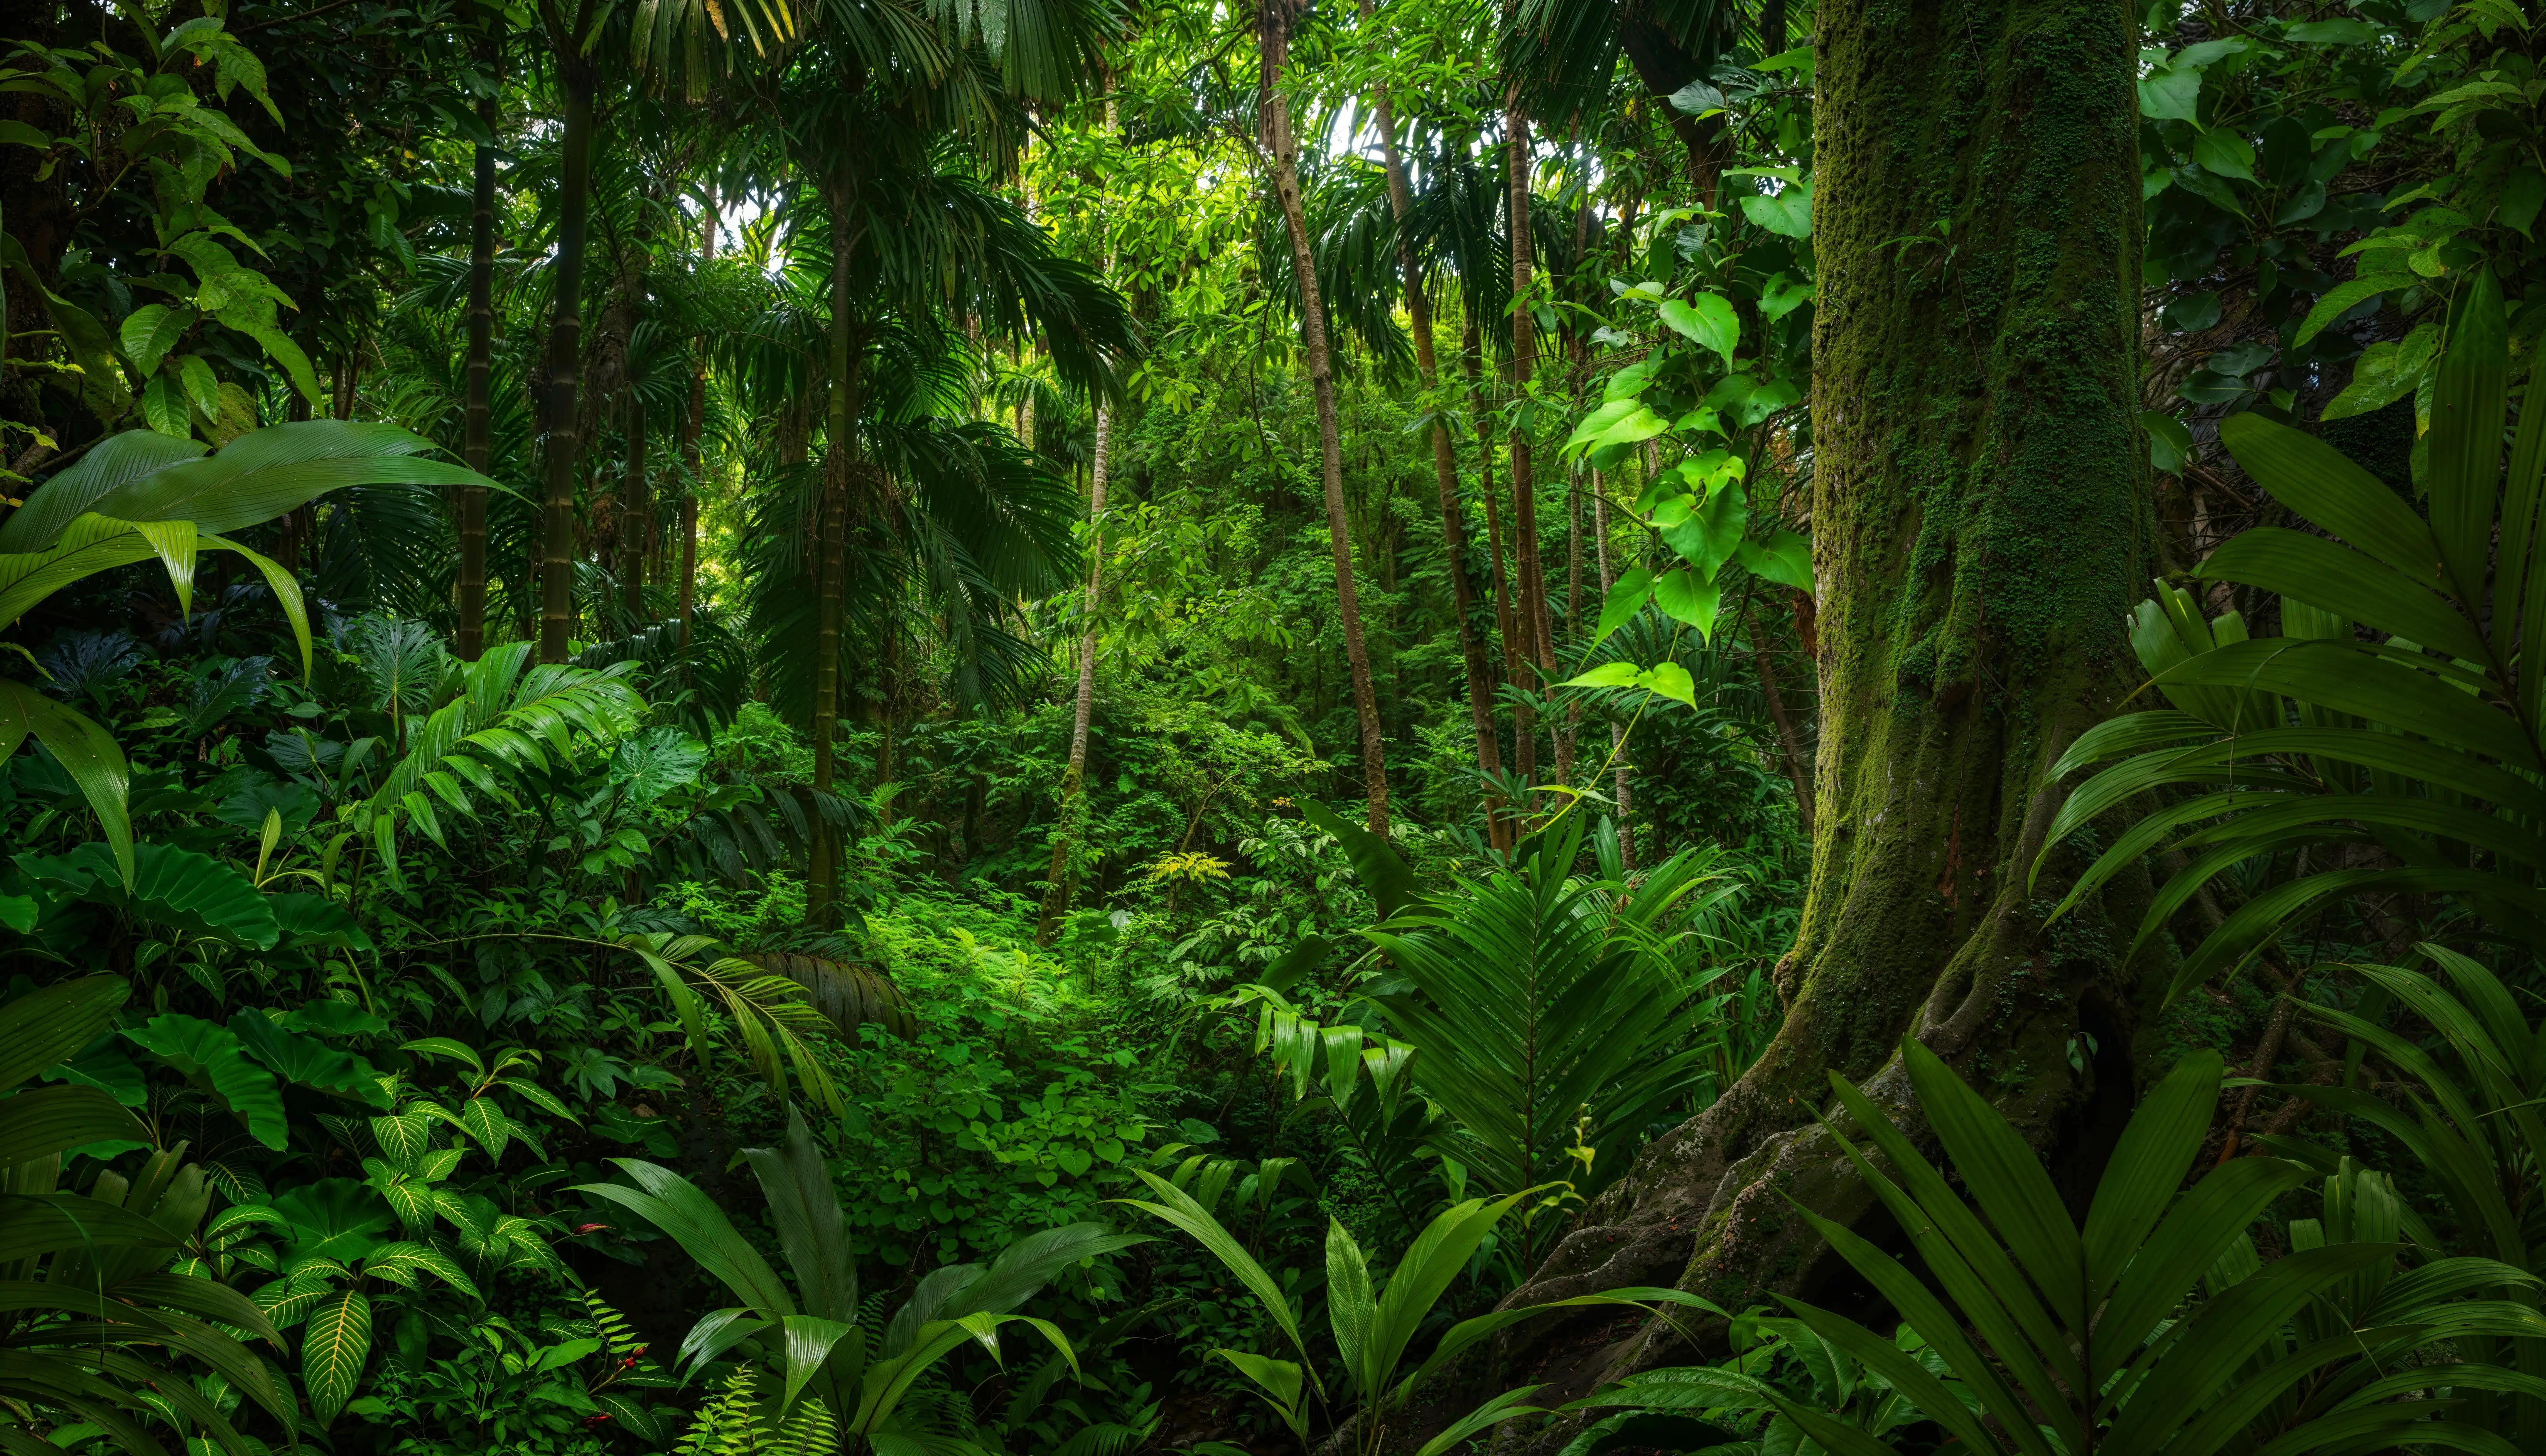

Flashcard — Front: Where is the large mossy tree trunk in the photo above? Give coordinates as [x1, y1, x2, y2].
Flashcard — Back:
[1497, 0, 2155, 1406]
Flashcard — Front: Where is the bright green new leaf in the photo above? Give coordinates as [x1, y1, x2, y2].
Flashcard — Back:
[1739, 186, 1811, 238]
[1560, 662, 1643, 690]
[1650, 568, 1723, 638]
[1594, 567, 1657, 642]
[1637, 662, 1699, 708]
[1658, 294, 1740, 366]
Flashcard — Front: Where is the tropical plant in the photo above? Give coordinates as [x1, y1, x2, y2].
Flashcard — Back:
[573, 1104, 1144, 1447]
[2041, 272, 2546, 1001]
[1116, 1169, 1717, 1456]
[1360, 813, 1740, 1229]
[0, 974, 300, 1456]
[1758, 1037, 2546, 1456]
[2270, 942, 2546, 1450]
[2, 422, 499, 883]
[356, 640, 645, 884]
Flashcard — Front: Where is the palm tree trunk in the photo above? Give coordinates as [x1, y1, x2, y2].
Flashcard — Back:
[456, 91, 497, 661]
[1465, 327, 1528, 802]
[1361, 20, 1506, 847]
[1036, 398, 1111, 943]
[537, 64, 595, 664]
[1592, 470, 1632, 870]
[808, 172, 862, 927]
[619, 396, 647, 622]
[678, 351, 704, 649]
[1259, 15, 1389, 835]
[1505, 89, 1563, 796]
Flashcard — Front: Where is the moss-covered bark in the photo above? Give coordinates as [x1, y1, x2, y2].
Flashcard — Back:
[1495, 0, 2156, 1407]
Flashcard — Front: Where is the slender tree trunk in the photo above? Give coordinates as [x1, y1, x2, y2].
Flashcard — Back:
[1360, 19, 1506, 847]
[808, 172, 862, 927]
[620, 396, 647, 622]
[456, 90, 497, 661]
[1466, 332, 1530, 796]
[1592, 470, 1632, 870]
[537, 65, 595, 664]
[1500, 0, 2152, 1409]
[678, 351, 704, 649]
[1035, 395, 1112, 944]
[1558, 463, 1586, 775]
[1505, 87, 1567, 796]
[1260, 10, 1389, 835]
[1746, 599, 1817, 838]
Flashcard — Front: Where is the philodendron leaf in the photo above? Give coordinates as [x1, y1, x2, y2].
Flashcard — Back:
[15, 840, 277, 948]
[1560, 663, 1642, 690]
[1735, 531, 1815, 592]
[1637, 663, 1700, 709]
[230, 1009, 389, 1107]
[1651, 568, 1724, 637]
[1595, 568, 1657, 642]
[1659, 294, 1741, 366]
[122, 1012, 289, 1149]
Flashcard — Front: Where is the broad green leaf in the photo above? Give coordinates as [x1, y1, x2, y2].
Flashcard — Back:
[2322, 323, 2439, 421]
[1739, 186, 1812, 238]
[143, 372, 191, 437]
[1561, 662, 1643, 689]
[1565, 399, 1639, 454]
[2140, 410, 2193, 474]
[1117, 1170, 1314, 1367]
[2193, 129, 2257, 181]
[1594, 567, 1657, 642]
[1734, 529, 1813, 591]
[0, 973, 128, 1093]
[1638, 662, 1699, 708]
[2293, 273, 2406, 347]
[2138, 66, 2200, 121]
[1650, 568, 1722, 636]
[122, 1013, 289, 1149]
[2217, 412, 2445, 580]
[1901, 1038, 2082, 1328]
[17, 840, 277, 947]
[272, 1178, 396, 1264]
[2197, 527, 2487, 663]
[1658, 294, 1740, 366]
[2428, 268, 2508, 605]
[0, 1084, 151, 1166]
[119, 303, 187, 377]
[230, 1010, 388, 1107]
[1661, 483, 1748, 579]
[2080, 1050, 2221, 1304]
[301, 1289, 373, 1424]
[0, 682, 133, 886]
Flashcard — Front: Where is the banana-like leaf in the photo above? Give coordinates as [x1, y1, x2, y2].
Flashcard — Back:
[0, 1086, 150, 1166]
[0, 682, 133, 887]
[120, 1014, 288, 1150]
[2042, 279, 2546, 997]
[743, 950, 915, 1040]
[0, 974, 128, 1093]
[18, 841, 278, 949]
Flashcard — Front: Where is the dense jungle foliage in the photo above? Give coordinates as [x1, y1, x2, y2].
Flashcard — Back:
[10, 0, 2546, 1453]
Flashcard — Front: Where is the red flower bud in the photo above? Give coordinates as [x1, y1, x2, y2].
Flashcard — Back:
[574, 1223, 607, 1235]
